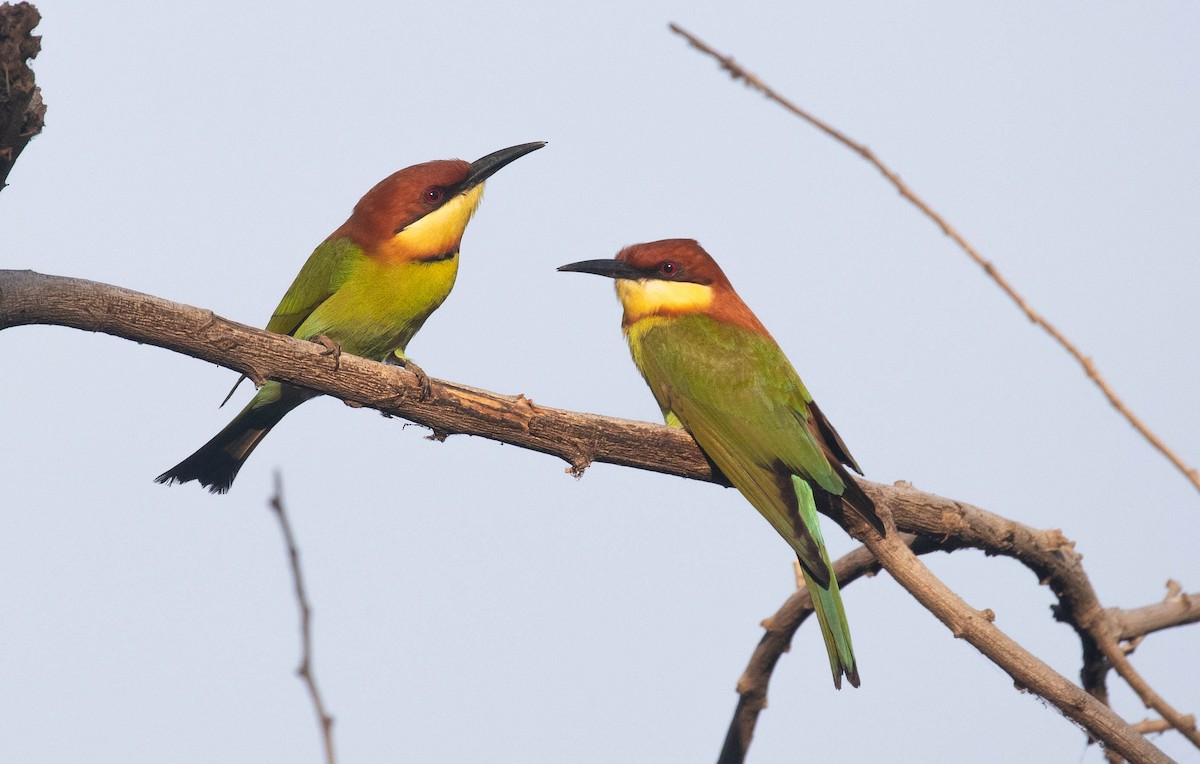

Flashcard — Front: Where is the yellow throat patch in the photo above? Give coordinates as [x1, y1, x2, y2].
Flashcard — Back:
[383, 183, 486, 260]
[615, 278, 714, 323]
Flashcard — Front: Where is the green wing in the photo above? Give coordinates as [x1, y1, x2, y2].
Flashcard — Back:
[265, 237, 362, 337]
[631, 316, 846, 575]
[218, 237, 362, 408]
[636, 316, 847, 490]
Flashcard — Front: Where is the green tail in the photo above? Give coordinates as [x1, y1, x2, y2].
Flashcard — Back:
[792, 475, 860, 689]
[155, 382, 315, 494]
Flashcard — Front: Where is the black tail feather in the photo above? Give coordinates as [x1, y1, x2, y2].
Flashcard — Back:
[156, 385, 312, 494]
[155, 423, 270, 494]
[838, 469, 886, 537]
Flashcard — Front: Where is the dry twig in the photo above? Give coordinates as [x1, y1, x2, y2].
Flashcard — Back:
[269, 473, 337, 764]
[666, 22, 1200, 498]
[877, 480, 1199, 753]
[1136, 717, 1194, 737]
[1109, 582, 1200, 642]
[1099, 635, 1200, 749]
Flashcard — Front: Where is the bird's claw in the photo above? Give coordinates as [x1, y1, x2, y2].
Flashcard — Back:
[387, 354, 433, 401]
[313, 334, 342, 371]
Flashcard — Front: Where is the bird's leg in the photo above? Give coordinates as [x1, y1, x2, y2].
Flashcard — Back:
[386, 351, 433, 401]
[311, 334, 342, 371]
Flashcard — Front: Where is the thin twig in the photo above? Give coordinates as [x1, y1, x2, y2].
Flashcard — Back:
[1099, 635, 1200, 748]
[667, 22, 1200, 498]
[1109, 581, 1200, 642]
[269, 473, 337, 764]
[1136, 717, 1194, 736]
[789, 558, 805, 592]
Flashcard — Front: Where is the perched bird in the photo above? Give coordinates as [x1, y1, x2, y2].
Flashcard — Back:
[157, 141, 546, 493]
[559, 239, 884, 688]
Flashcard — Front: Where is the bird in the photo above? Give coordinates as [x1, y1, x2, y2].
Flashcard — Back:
[558, 238, 884, 688]
[157, 141, 546, 494]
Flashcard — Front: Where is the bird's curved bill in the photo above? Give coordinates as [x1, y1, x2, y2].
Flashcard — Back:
[557, 259, 643, 280]
[465, 142, 547, 188]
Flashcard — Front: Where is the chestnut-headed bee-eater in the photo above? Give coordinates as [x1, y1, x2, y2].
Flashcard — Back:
[157, 141, 545, 494]
[559, 238, 884, 688]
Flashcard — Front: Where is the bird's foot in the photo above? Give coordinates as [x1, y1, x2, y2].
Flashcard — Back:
[386, 353, 433, 401]
[312, 334, 342, 371]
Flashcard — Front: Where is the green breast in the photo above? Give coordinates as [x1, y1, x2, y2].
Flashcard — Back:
[296, 252, 460, 360]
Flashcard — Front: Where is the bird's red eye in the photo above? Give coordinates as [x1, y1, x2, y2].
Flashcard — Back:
[659, 261, 678, 276]
[424, 187, 444, 204]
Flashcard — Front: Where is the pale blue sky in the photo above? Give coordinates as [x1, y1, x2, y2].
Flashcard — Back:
[2, 2, 1197, 762]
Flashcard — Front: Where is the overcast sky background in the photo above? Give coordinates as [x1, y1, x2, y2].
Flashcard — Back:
[2, 2, 1198, 762]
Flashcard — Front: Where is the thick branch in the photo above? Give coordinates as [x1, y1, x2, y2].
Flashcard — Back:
[0, 2, 46, 190]
[0, 270, 723, 483]
[0, 269, 1186, 762]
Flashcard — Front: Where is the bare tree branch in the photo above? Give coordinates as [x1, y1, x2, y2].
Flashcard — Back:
[721, 517, 1200, 761]
[666, 22, 1200, 500]
[1100, 634, 1200, 749]
[1109, 582, 1200, 642]
[269, 473, 337, 764]
[0, 269, 1191, 763]
[0, 2, 46, 191]
[851, 509, 1176, 764]
[1137, 717, 1195, 737]
[876, 481, 1199, 753]
[0, 269, 725, 484]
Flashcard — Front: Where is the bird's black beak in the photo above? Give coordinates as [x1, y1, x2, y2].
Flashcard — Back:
[557, 259, 643, 280]
[464, 141, 547, 190]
